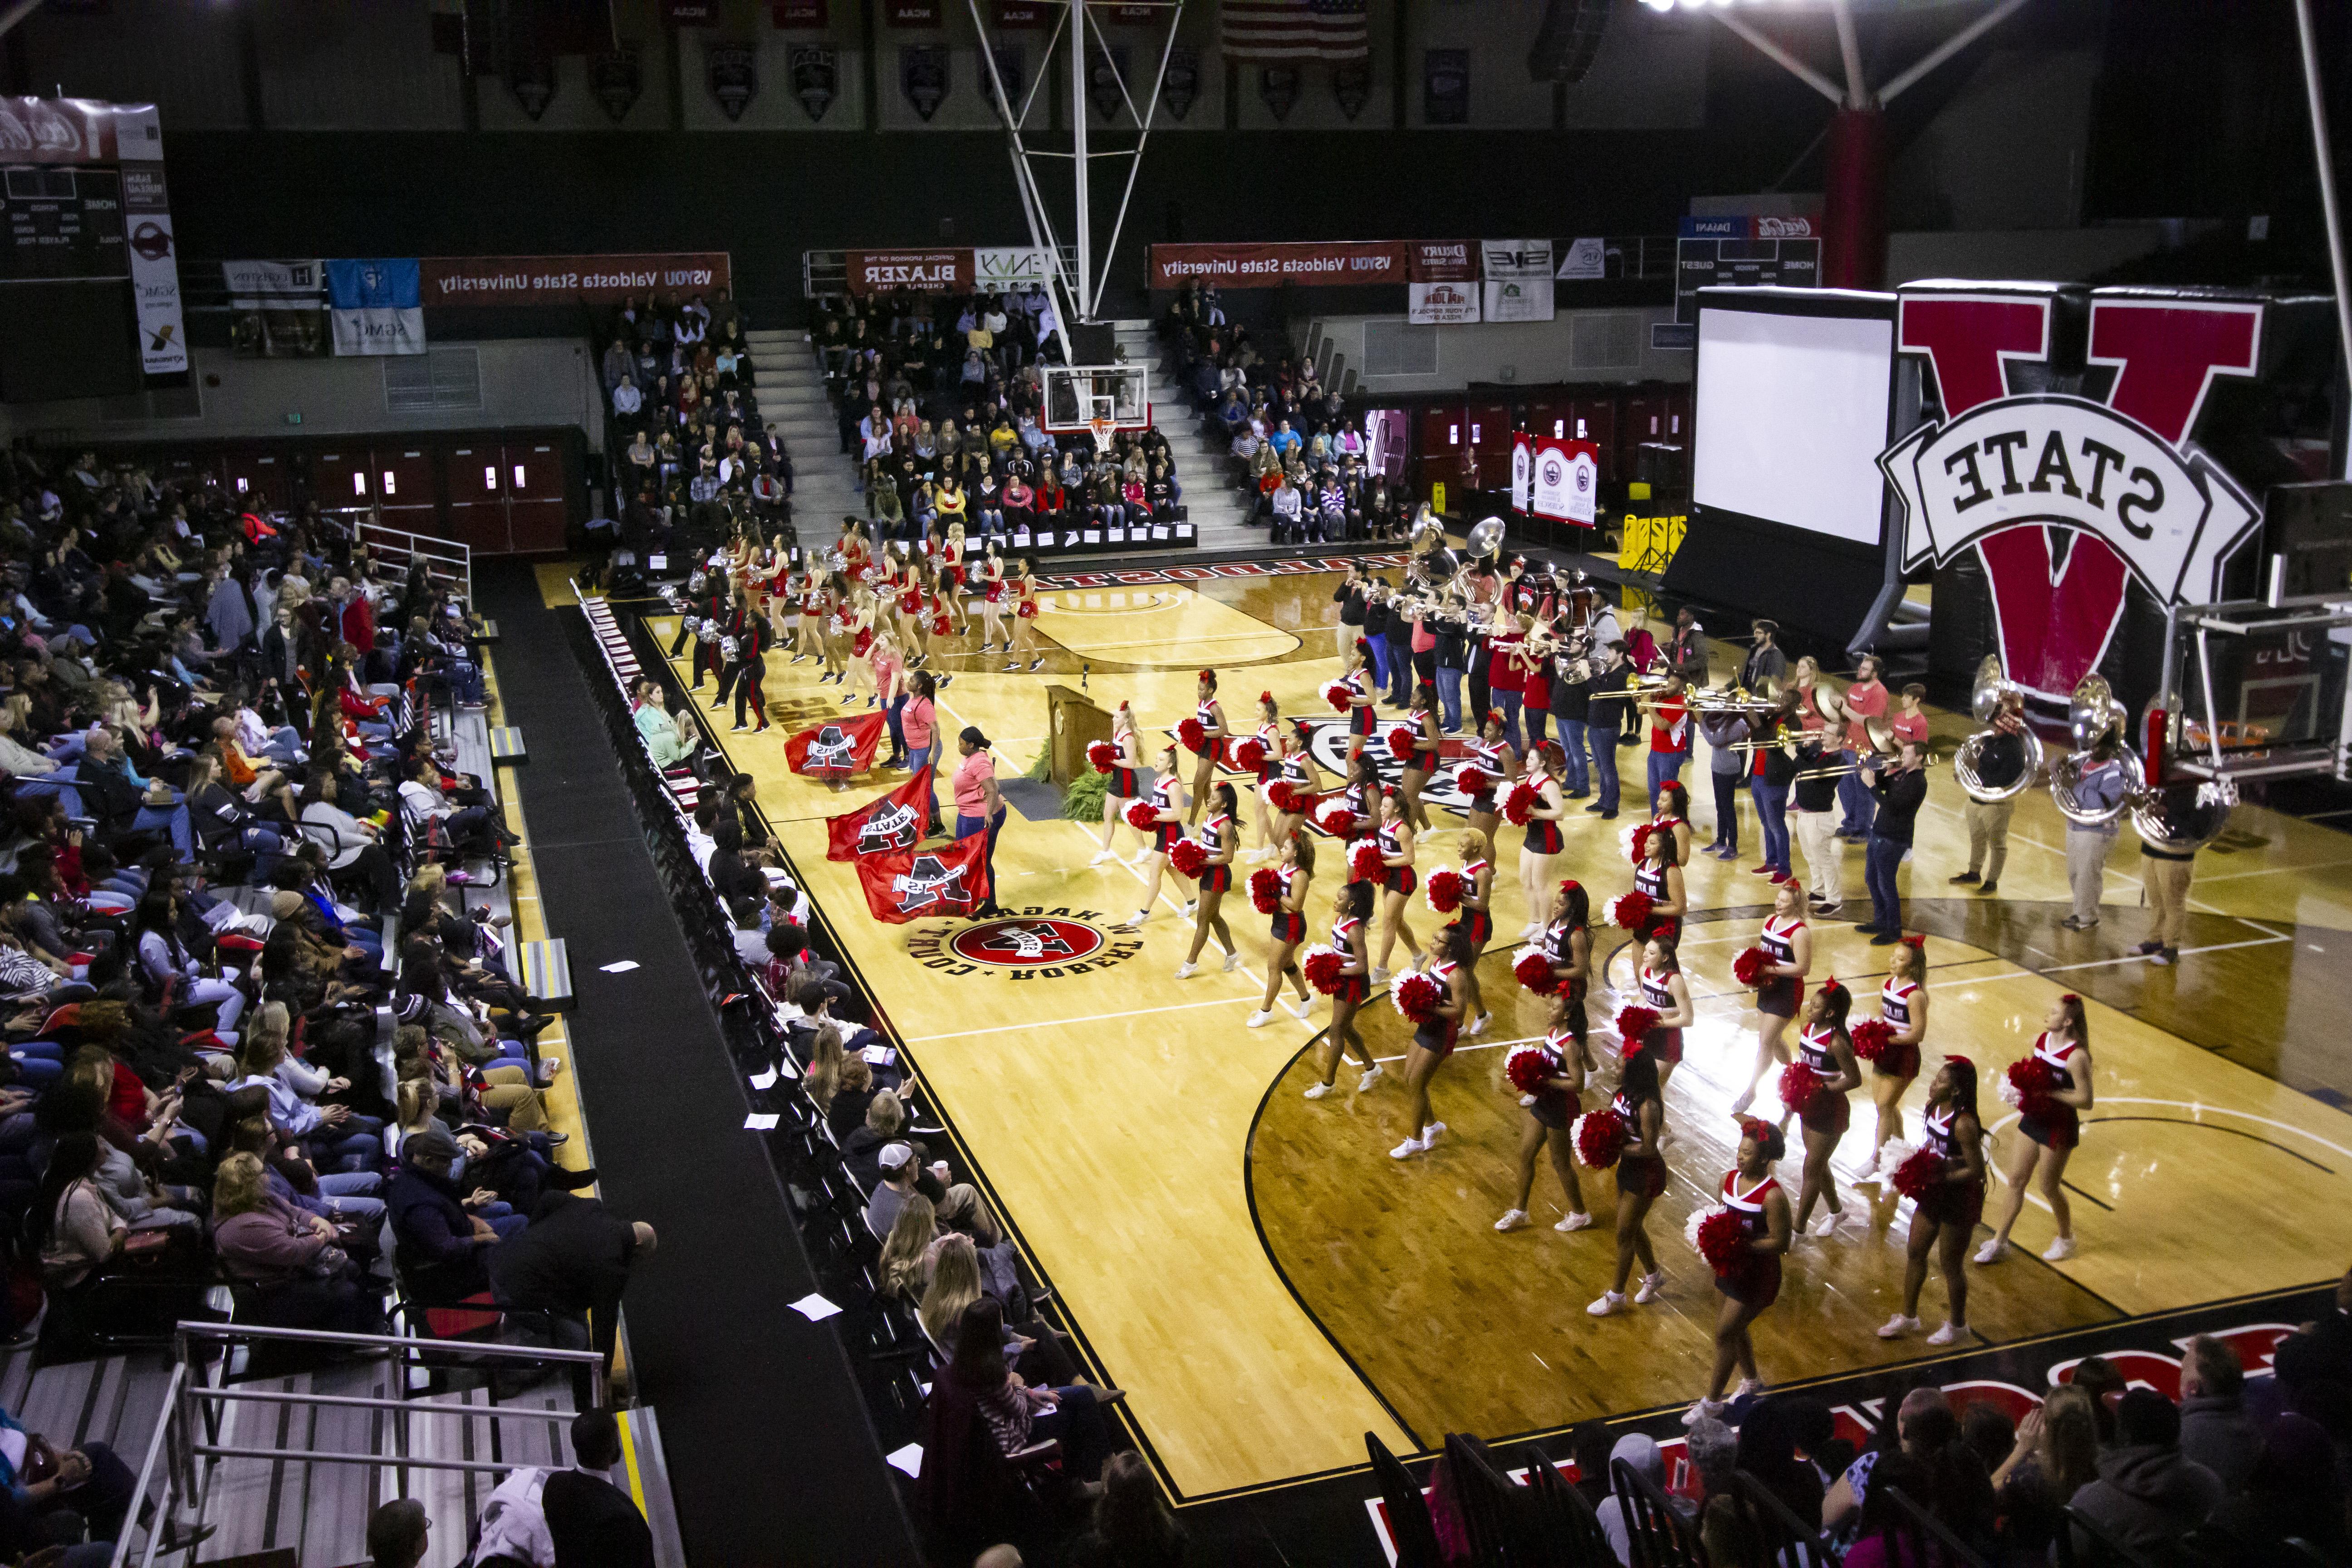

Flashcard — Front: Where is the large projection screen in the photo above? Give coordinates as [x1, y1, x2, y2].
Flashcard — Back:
[1692, 299, 1895, 546]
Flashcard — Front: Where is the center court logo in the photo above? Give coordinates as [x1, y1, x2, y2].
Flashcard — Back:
[909, 907, 1142, 979]
[949, 917, 1104, 966]
[1294, 717, 1479, 818]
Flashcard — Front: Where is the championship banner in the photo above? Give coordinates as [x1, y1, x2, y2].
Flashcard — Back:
[326, 259, 425, 357]
[783, 710, 888, 778]
[846, 247, 970, 294]
[856, 836, 991, 924]
[225, 259, 329, 359]
[1406, 240, 1478, 325]
[825, 768, 935, 861]
[1509, 433, 1531, 513]
[1480, 239, 1554, 323]
[419, 253, 731, 307]
[1148, 240, 1406, 290]
[1529, 437, 1600, 524]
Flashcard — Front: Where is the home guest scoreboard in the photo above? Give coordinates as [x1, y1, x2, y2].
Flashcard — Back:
[0, 165, 127, 281]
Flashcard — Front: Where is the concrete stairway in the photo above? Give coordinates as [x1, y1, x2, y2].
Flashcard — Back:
[1112, 317, 1261, 552]
[747, 326, 857, 555]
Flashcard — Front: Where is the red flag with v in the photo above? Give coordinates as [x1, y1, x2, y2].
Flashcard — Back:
[854, 834, 991, 924]
[782, 710, 887, 778]
[825, 769, 936, 861]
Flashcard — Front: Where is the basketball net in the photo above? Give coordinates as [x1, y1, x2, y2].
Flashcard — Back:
[1088, 416, 1116, 448]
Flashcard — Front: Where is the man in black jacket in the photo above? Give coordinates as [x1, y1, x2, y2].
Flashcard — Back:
[543, 1409, 656, 1568]
[1859, 740, 1928, 942]
[487, 1191, 656, 1378]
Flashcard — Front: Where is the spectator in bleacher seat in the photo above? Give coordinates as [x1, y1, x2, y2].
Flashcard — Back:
[486, 1191, 656, 1381]
[211, 1149, 386, 1333]
[2068, 1387, 2223, 1557]
[2177, 1333, 2261, 1494]
[918, 1296, 1124, 1535]
[0, 1397, 146, 1558]
[387, 1122, 520, 1302]
[1594, 1431, 1689, 1566]
[1067, 1450, 1189, 1568]
[367, 1497, 431, 1568]
[544, 1407, 657, 1568]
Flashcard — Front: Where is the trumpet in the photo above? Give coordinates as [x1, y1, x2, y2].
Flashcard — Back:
[1795, 749, 1952, 782]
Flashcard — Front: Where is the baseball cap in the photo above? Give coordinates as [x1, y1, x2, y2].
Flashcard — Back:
[877, 1142, 914, 1172]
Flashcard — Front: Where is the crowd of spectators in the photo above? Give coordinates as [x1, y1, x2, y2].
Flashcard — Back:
[1157, 280, 1417, 544]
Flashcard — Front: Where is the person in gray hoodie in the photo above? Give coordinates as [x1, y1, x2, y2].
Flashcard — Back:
[2176, 1333, 2261, 1494]
[2069, 1388, 2223, 1557]
[1594, 1431, 1696, 1566]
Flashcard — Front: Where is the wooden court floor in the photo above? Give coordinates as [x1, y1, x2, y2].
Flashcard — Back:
[627, 567, 2352, 1504]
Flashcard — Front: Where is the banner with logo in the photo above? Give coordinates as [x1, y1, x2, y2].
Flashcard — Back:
[325, 259, 424, 357]
[1148, 240, 1406, 290]
[1556, 236, 1606, 281]
[1480, 239, 1554, 323]
[1529, 437, 1599, 524]
[1406, 240, 1479, 325]
[113, 105, 186, 378]
[418, 253, 731, 307]
[784, 710, 888, 777]
[1510, 433, 1531, 512]
[225, 259, 329, 359]
[846, 248, 970, 295]
[856, 835, 991, 923]
[826, 768, 936, 860]
[974, 246, 1050, 290]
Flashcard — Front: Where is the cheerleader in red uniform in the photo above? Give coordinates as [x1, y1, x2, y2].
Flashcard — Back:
[1514, 743, 1570, 941]
[1245, 692, 1286, 861]
[845, 588, 882, 703]
[1270, 722, 1321, 847]
[1460, 708, 1520, 850]
[1861, 936, 1931, 1176]
[1177, 783, 1243, 978]
[1686, 1119, 1793, 1425]
[839, 519, 872, 583]
[1633, 937, 1693, 1094]
[1631, 828, 1686, 951]
[1450, 828, 1496, 1035]
[1543, 879, 1593, 1029]
[1306, 881, 1383, 1098]
[940, 522, 970, 636]
[1004, 558, 1042, 673]
[1788, 980, 1860, 1238]
[1732, 882, 1812, 1117]
[1342, 640, 1379, 768]
[1248, 831, 1317, 1028]
[1650, 780, 1695, 867]
[1496, 985, 1595, 1233]
[1184, 669, 1230, 826]
[1392, 924, 1470, 1159]
[898, 560, 934, 668]
[1091, 700, 1150, 866]
[975, 541, 1009, 654]
[1977, 993, 2094, 1264]
[1396, 686, 1443, 832]
[1880, 1055, 1986, 1345]
[1369, 789, 1425, 982]
[818, 574, 852, 686]
[922, 562, 957, 660]
[794, 569, 828, 666]
[1125, 741, 1192, 929]
[1589, 1046, 1668, 1315]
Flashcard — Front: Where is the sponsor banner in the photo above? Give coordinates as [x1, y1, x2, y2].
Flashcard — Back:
[0, 96, 157, 165]
[1529, 436, 1599, 524]
[1407, 240, 1475, 283]
[1148, 240, 1406, 290]
[847, 247, 971, 294]
[418, 253, 731, 306]
[1556, 236, 1606, 280]
[826, 768, 935, 860]
[975, 246, 1049, 289]
[225, 259, 329, 360]
[1407, 282, 1478, 325]
[772, 0, 828, 24]
[116, 112, 186, 378]
[857, 836, 991, 923]
[1480, 238, 1554, 323]
[1510, 433, 1531, 513]
[325, 258, 425, 357]
[1678, 212, 1822, 241]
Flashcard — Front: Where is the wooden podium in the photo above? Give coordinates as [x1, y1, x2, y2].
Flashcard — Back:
[1045, 685, 1113, 786]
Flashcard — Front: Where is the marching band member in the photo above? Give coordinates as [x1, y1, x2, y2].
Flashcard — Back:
[1788, 980, 1860, 1238]
[1834, 653, 1890, 841]
[1950, 686, 2024, 897]
[1731, 881, 1811, 1118]
[1369, 789, 1424, 982]
[1588, 1046, 1669, 1317]
[1686, 1119, 1792, 1426]
[1495, 985, 1594, 1234]
[1125, 741, 1191, 929]
[1789, 701, 1843, 914]
[1861, 937, 1930, 1174]
[1749, 693, 1800, 887]
[1645, 673, 1691, 817]
[2063, 752, 2131, 934]
[1977, 993, 2095, 1264]
[1581, 640, 1632, 821]
[1305, 881, 1382, 1098]
[1176, 782, 1242, 979]
[1184, 669, 1229, 826]
[1247, 832, 1317, 1029]
[1514, 743, 1571, 942]
[1391, 925, 1469, 1161]
[1857, 739, 1928, 944]
[1879, 1056, 1986, 1345]
[1091, 700, 1149, 866]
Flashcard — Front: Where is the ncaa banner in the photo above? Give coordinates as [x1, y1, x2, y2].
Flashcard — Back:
[856, 835, 991, 924]
[1480, 239, 1553, 323]
[825, 768, 936, 860]
[326, 259, 425, 357]
[1530, 437, 1599, 524]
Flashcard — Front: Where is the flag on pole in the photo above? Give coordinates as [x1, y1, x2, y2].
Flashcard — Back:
[854, 835, 992, 923]
[825, 768, 936, 861]
[782, 711, 888, 779]
[1220, 0, 1369, 61]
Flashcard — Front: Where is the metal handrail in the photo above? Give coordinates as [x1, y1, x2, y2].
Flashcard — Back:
[173, 1318, 607, 1366]
[109, 1360, 186, 1568]
[358, 516, 475, 601]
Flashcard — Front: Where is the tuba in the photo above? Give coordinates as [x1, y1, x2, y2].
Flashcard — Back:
[1953, 655, 2044, 803]
[2048, 672, 2143, 827]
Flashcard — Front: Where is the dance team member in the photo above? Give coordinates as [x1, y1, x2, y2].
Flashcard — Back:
[1632, 936, 1691, 1093]
[1391, 926, 1470, 1160]
[1449, 828, 1495, 1036]
[1091, 700, 1148, 866]
[1460, 707, 1519, 849]
[1246, 832, 1317, 1029]
[1788, 980, 1860, 1239]
[1004, 558, 1042, 672]
[1495, 985, 1594, 1234]
[1880, 1056, 1986, 1345]
[1175, 782, 1242, 978]
[1125, 741, 1190, 929]
[1184, 669, 1228, 826]
[1369, 789, 1424, 983]
[1396, 685, 1442, 832]
[1685, 1118, 1792, 1426]
[1245, 692, 1286, 860]
[1977, 993, 2095, 1264]
[1588, 1046, 1669, 1317]
[1731, 881, 1811, 1118]
[1514, 743, 1570, 942]
[1860, 936, 1930, 1176]
[1305, 881, 1383, 1098]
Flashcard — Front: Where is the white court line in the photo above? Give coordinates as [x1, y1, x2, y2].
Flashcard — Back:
[1923, 932, 2289, 988]
[1374, 1032, 1543, 1065]
[2181, 855, 2352, 883]
[905, 991, 1260, 1044]
[1987, 1095, 2352, 1174]
[1041, 629, 1301, 653]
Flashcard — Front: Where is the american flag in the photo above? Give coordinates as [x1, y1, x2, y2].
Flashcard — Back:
[1220, 0, 1370, 61]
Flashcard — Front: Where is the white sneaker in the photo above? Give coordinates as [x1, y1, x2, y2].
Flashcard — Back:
[1682, 1397, 1727, 1428]
[1128, 908, 1151, 927]
[1857, 1148, 1882, 1178]
[1303, 1081, 1333, 1099]
[1877, 1313, 1920, 1340]
[1927, 1321, 1961, 1346]
[1734, 1378, 1765, 1400]
[1222, 951, 1243, 973]
[1555, 1211, 1593, 1233]
[1465, 1012, 1490, 1037]
[1174, 961, 1198, 979]
[1390, 1136, 1424, 1160]
[1634, 1271, 1665, 1304]
[1182, 900, 1197, 916]
[1089, 848, 1116, 865]
[1495, 1209, 1529, 1232]
[1587, 1290, 1625, 1317]
[1357, 1064, 1385, 1091]
[1370, 966, 1391, 985]
[1519, 922, 1543, 941]
[1421, 1121, 1446, 1147]
[1245, 1009, 1274, 1028]
[1808, 1210, 1840, 1238]
[1974, 1238, 2010, 1264]
[2041, 1235, 2078, 1261]
[1287, 996, 1315, 1020]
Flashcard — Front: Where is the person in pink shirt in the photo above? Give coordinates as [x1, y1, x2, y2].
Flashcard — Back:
[951, 726, 1005, 915]
[1837, 654, 1888, 840]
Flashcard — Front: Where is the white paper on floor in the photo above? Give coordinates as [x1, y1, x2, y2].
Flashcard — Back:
[744, 1112, 780, 1131]
[598, 960, 640, 973]
[790, 1293, 842, 1322]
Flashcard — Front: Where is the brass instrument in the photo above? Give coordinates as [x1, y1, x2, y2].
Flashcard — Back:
[1686, 680, 1784, 721]
[1793, 752, 1950, 782]
[2048, 672, 2143, 828]
[1953, 654, 2045, 804]
[1464, 516, 1507, 560]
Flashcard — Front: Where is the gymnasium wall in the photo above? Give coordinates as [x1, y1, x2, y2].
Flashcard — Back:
[1299, 307, 1688, 396]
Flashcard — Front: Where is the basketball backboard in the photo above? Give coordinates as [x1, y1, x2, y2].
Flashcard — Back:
[1043, 363, 1151, 436]
[2155, 592, 2352, 784]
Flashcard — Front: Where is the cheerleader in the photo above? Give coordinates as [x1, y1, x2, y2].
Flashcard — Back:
[1090, 700, 1149, 865]
[1368, 789, 1425, 982]
[1460, 708, 1520, 848]
[1495, 986, 1594, 1233]
[921, 562, 956, 660]
[1631, 825, 1687, 951]
[1247, 832, 1317, 1028]
[1879, 1055, 1986, 1345]
[1543, 879, 1593, 1021]
[1632, 937, 1692, 1093]
[1125, 741, 1192, 929]
[896, 558, 932, 667]
[1448, 829, 1497, 1034]
[818, 574, 853, 686]
[1396, 685, 1442, 832]
[1269, 720, 1320, 846]
[1245, 692, 1286, 860]
[794, 570, 829, 666]
[840, 518, 873, 583]
[1176, 782, 1243, 977]
[1004, 557, 1043, 673]
[1391, 925, 1469, 1159]
[844, 589, 884, 706]
[690, 613, 724, 695]
[1588, 1046, 1669, 1315]
[1787, 980, 1860, 1237]
[940, 522, 970, 635]
[1184, 669, 1229, 826]
[1976, 993, 2094, 1264]
[975, 541, 1009, 652]
[762, 550, 796, 652]
[1650, 780, 1695, 867]
[1859, 936, 1931, 1175]
[1686, 1119, 1793, 1426]
[1731, 882, 1812, 1117]
[1306, 881, 1383, 1098]
[1514, 743, 1571, 941]
[1341, 638, 1379, 767]
[1338, 752, 1381, 835]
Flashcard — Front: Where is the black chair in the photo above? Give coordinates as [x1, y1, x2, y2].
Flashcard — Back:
[1366, 1431, 1443, 1568]
[2061, 1504, 2171, 1568]
[1446, 1432, 1544, 1567]
[1612, 1455, 1703, 1568]
[1716, 1471, 1834, 1568]
[1520, 1448, 1617, 1568]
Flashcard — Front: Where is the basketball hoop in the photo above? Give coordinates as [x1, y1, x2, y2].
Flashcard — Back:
[1087, 416, 1116, 448]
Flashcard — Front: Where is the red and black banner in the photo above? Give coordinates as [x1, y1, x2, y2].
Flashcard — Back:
[855, 836, 991, 924]
[825, 769, 935, 861]
[784, 711, 887, 778]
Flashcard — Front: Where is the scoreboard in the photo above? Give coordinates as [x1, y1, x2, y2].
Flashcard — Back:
[1666, 215, 1822, 346]
[0, 166, 127, 281]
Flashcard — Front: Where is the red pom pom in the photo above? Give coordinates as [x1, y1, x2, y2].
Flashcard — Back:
[1514, 949, 1558, 995]
[1302, 946, 1347, 995]
[1629, 823, 1655, 866]
[1177, 717, 1207, 753]
[1573, 1108, 1629, 1169]
[1453, 763, 1491, 798]
[1849, 1017, 1895, 1064]
[1691, 1208, 1747, 1274]
[1386, 728, 1416, 761]
[1425, 869, 1464, 914]
[1503, 780, 1539, 826]
[1248, 867, 1283, 914]
[1732, 946, 1772, 988]
[1390, 970, 1443, 1023]
[1315, 799, 1358, 838]
[1506, 1043, 1560, 1096]
[1778, 1061, 1824, 1119]
[1614, 1004, 1660, 1044]
[1605, 890, 1654, 931]
[1169, 838, 1208, 878]
[1124, 801, 1159, 831]
[1348, 840, 1386, 883]
[1890, 1147, 1944, 1202]
[1087, 740, 1117, 774]
[1320, 679, 1354, 714]
[2003, 1056, 2060, 1117]
[1231, 737, 1266, 771]
[1268, 781, 1304, 813]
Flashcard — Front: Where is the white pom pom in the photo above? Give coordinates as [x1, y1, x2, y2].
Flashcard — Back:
[1684, 1205, 1715, 1257]
[1997, 1074, 2024, 1108]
